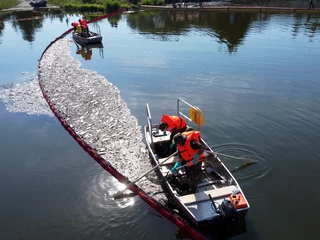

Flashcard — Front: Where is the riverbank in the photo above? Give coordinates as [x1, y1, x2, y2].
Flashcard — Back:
[140, 4, 320, 14]
[1, 0, 59, 12]
[2, 0, 320, 14]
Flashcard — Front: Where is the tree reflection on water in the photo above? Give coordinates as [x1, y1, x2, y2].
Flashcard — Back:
[1, 9, 319, 53]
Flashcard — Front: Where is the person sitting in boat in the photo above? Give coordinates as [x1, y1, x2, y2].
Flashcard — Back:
[170, 131, 205, 193]
[79, 18, 89, 38]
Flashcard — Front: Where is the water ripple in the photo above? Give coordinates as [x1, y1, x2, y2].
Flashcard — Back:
[85, 171, 137, 213]
[214, 143, 272, 181]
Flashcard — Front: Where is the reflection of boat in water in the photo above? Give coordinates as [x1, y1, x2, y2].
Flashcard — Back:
[29, 0, 47, 7]
[73, 31, 102, 45]
[75, 42, 104, 60]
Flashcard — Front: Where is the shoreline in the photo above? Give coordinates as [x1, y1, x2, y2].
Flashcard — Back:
[1, 0, 60, 12]
[2, 1, 320, 14]
[140, 4, 320, 14]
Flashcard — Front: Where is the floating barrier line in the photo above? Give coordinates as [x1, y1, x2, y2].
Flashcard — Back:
[37, 10, 210, 240]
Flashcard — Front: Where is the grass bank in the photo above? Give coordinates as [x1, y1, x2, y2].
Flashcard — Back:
[0, 0, 19, 10]
[48, 0, 166, 12]
[49, 0, 131, 12]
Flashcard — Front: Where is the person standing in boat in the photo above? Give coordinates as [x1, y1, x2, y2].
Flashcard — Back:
[79, 19, 89, 37]
[170, 131, 205, 193]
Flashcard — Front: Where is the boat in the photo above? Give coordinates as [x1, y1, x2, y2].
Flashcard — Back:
[144, 98, 250, 228]
[72, 31, 102, 45]
[29, 0, 47, 7]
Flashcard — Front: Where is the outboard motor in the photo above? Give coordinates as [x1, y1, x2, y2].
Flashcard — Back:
[219, 199, 238, 223]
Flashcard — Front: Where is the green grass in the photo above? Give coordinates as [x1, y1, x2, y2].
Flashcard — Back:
[48, 0, 165, 11]
[0, 0, 20, 10]
[48, 0, 81, 8]
[48, 0, 136, 13]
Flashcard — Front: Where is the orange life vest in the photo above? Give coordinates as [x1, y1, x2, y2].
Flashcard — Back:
[73, 22, 79, 28]
[177, 131, 204, 166]
[161, 114, 186, 132]
[80, 19, 88, 29]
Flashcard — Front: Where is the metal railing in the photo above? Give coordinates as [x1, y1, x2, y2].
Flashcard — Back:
[177, 98, 201, 131]
[146, 103, 154, 146]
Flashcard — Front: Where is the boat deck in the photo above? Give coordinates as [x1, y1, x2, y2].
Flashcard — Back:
[179, 185, 235, 204]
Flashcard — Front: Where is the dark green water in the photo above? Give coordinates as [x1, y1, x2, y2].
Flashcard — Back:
[0, 9, 320, 239]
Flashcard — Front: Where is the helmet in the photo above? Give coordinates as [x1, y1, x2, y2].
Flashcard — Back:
[71, 23, 74, 26]
[173, 133, 186, 145]
[159, 122, 167, 131]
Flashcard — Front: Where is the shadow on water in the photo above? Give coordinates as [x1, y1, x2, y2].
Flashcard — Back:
[174, 217, 254, 240]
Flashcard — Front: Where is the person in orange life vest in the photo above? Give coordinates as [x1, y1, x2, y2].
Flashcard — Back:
[159, 114, 186, 142]
[171, 131, 205, 193]
[79, 19, 89, 37]
[71, 22, 79, 33]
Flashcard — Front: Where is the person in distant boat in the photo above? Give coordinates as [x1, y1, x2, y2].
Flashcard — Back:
[79, 18, 89, 37]
[71, 22, 79, 33]
[170, 131, 205, 193]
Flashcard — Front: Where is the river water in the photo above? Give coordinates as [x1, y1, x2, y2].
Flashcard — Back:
[0, 9, 320, 240]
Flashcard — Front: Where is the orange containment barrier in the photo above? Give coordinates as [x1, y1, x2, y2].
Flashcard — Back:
[230, 193, 248, 209]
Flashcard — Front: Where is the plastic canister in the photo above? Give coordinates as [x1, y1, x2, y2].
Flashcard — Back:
[229, 193, 248, 209]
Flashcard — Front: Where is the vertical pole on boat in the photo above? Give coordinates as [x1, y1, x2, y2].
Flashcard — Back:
[146, 103, 154, 146]
[177, 98, 202, 131]
[177, 98, 180, 117]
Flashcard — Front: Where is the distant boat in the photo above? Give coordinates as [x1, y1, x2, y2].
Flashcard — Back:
[29, 0, 47, 7]
[72, 31, 103, 45]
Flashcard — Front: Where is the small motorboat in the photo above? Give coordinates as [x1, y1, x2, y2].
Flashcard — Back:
[144, 98, 250, 228]
[29, 0, 47, 7]
[72, 31, 102, 45]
